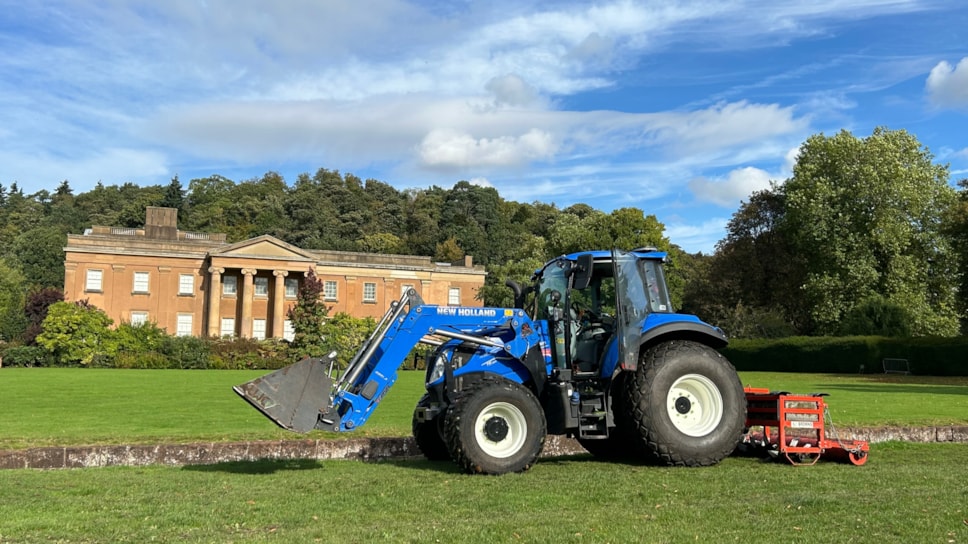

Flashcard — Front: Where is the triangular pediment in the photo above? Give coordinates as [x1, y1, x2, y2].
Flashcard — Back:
[208, 235, 317, 262]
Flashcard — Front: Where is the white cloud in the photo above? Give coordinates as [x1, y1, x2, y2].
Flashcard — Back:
[665, 217, 730, 254]
[688, 167, 774, 207]
[466, 177, 493, 188]
[486, 74, 541, 107]
[926, 57, 968, 108]
[642, 102, 810, 157]
[0, 0, 942, 199]
[418, 128, 558, 169]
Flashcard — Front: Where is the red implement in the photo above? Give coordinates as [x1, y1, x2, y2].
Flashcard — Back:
[741, 387, 869, 466]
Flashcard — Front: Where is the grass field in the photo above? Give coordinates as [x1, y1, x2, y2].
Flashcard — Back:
[0, 442, 965, 543]
[0, 369, 966, 543]
[1, 368, 966, 450]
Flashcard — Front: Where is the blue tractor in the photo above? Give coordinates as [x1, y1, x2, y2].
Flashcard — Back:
[235, 248, 746, 474]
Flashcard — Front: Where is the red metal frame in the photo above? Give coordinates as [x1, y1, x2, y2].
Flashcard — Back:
[743, 387, 869, 466]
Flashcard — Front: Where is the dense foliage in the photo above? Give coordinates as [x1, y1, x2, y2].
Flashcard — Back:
[0, 126, 966, 369]
[686, 128, 965, 338]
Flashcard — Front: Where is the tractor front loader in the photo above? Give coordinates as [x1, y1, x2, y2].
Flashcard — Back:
[235, 248, 749, 474]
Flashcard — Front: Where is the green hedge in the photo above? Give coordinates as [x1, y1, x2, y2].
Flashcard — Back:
[722, 336, 968, 376]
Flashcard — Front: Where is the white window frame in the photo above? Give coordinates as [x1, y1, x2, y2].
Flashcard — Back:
[323, 280, 338, 301]
[222, 275, 237, 296]
[220, 317, 236, 338]
[283, 319, 295, 342]
[133, 272, 150, 293]
[252, 318, 267, 340]
[254, 276, 269, 297]
[130, 311, 148, 326]
[285, 278, 298, 298]
[363, 282, 377, 303]
[85, 269, 103, 292]
[448, 287, 461, 306]
[178, 274, 194, 295]
[176, 314, 193, 337]
[400, 284, 414, 298]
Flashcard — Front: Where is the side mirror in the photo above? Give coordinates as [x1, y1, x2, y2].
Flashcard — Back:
[572, 254, 593, 290]
[548, 289, 563, 321]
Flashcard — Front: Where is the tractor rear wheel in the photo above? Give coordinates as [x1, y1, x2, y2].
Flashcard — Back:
[444, 376, 546, 474]
[412, 394, 450, 461]
[626, 340, 745, 466]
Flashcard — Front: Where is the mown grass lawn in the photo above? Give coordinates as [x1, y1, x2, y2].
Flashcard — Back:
[0, 442, 965, 543]
[1, 368, 966, 450]
[1, 368, 966, 543]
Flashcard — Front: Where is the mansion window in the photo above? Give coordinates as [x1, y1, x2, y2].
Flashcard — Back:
[133, 272, 150, 293]
[283, 320, 295, 342]
[254, 277, 269, 297]
[448, 287, 461, 306]
[363, 282, 377, 303]
[252, 319, 267, 340]
[400, 284, 414, 298]
[223, 275, 238, 296]
[176, 314, 193, 337]
[178, 274, 194, 295]
[324, 280, 338, 301]
[130, 312, 148, 326]
[285, 278, 298, 298]
[85, 269, 103, 292]
[220, 318, 236, 338]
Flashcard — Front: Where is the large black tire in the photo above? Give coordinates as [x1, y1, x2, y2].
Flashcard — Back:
[625, 340, 745, 467]
[443, 376, 546, 474]
[411, 394, 450, 461]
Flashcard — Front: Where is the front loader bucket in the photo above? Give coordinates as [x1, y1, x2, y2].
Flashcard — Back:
[233, 356, 334, 433]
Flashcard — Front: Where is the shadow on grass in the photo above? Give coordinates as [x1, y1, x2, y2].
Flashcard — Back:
[177, 451, 775, 476]
[183, 458, 326, 474]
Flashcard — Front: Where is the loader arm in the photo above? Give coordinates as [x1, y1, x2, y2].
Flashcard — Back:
[234, 289, 543, 433]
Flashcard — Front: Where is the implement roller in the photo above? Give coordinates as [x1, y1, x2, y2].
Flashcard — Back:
[740, 387, 869, 466]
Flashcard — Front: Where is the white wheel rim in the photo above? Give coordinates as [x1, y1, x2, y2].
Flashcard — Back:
[474, 401, 527, 458]
[667, 374, 724, 437]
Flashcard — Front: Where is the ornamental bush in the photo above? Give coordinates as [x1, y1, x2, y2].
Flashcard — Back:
[35, 301, 116, 366]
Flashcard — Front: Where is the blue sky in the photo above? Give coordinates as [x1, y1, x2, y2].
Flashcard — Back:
[2, 1, 968, 253]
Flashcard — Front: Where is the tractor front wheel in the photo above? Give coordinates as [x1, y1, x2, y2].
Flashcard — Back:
[444, 376, 546, 474]
[412, 394, 450, 461]
[626, 340, 745, 466]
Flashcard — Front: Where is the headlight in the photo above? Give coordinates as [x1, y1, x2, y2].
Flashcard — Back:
[427, 354, 447, 384]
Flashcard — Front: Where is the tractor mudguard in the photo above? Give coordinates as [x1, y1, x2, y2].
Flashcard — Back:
[427, 344, 536, 389]
[637, 314, 728, 349]
[598, 317, 725, 377]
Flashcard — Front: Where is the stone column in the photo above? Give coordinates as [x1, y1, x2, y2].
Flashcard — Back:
[240, 269, 256, 338]
[207, 267, 224, 337]
[272, 270, 288, 339]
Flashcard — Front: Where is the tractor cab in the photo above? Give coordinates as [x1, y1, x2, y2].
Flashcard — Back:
[532, 249, 674, 377]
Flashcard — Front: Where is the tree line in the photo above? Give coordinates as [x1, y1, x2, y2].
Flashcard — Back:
[0, 127, 966, 350]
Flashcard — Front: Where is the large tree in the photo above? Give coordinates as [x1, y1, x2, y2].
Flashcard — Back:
[783, 128, 959, 335]
[717, 128, 960, 336]
[8, 226, 68, 289]
[949, 178, 968, 330]
[0, 258, 27, 342]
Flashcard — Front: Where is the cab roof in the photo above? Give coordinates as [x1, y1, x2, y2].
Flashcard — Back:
[561, 248, 667, 262]
[535, 248, 668, 278]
